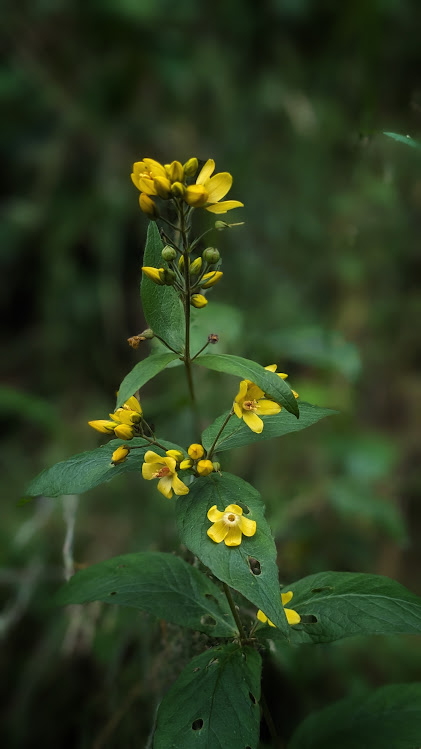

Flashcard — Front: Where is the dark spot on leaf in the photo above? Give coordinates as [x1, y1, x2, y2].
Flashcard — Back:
[193, 667, 200, 673]
[109, 591, 117, 596]
[117, 564, 127, 568]
[300, 614, 318, 623]
[192, 719, 203, 731]
[200, 615, 216, 627]
[248, 557, 261, 575]
[207, 657, 219, 666]
[249, 692, 257, 704]
[311, 586, 333, 593]
[236, 501, 250, 515]
[204, 593, 218, 605]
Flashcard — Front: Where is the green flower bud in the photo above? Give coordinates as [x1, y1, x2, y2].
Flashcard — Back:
[162, 246, 177, 262]
[189, 257, 202, 275]
[202, 247, 220, 264]
[183, 157, 199, 176]
[171, 181, 185, 198]
[140, 328, 154, 339]
[161, 268, 176, 286]
[212, 461, 221, 472]
[214, 220, 229, 231]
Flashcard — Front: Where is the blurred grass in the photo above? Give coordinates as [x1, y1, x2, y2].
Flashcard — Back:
[2, 0, 421, 746]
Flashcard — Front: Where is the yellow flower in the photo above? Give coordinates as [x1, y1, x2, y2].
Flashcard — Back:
[111, 445, 130, 465]
[200, 271, 223, 289]
[142, 266, 165, 285]
[185, 159, 244, 213]
[142, 451, 189, 499]
[131, 158, 166, 194]
[197, 459, 214, 476]
[88, 419, 116, 434]
[257, 592, 301, 627]
[191, 294, 208, 308]
[233, 380, 281, 434]
[207, 504, 256, 547]
[139, 193, 159, 217]
[188, 443, 204, 460]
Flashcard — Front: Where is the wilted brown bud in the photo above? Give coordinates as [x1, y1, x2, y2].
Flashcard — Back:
[208, 333, 219, 344]
[127, 335, 146, 349]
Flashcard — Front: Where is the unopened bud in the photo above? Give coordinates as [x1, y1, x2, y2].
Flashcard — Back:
[215, 220, 229, 231]
[139, 193, 159, 218]
[189, 257, 202, 275]
[166, 449, 184, 463]
[183, 157, 198, 176]
[197, 459, 214, 476]
[162, 246, 177, 262]
[200, 271, 223, 289]
[171, 181, 185, 198]
[111, 445, 130, 465]
[179, 458, 193, 470]
[178, 255, 185, 271]
[142, 266, 165, 285]
[208, 333, 219, 344]
[166, 160, 184, 183]
[161, 268, 176, 286]
[188, 443, 204, 460]
[114, 424, 134, 440]
[191, 294, 208, 309]
[202, 247, 220, 264]
[185, 185, 208, 207]
[212, 461, 221, 472]
[140, 328, 154, 339]
[153, 176, 172, 199]
[88, 419, 116, 434]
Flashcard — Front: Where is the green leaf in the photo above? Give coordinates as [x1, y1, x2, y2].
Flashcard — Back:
[258, 571, 421, 645]
[26, 437, 180, 497]
[288, 682, 421, 749]
[196, 353, 299, 417]
[141, 222, 184, 352]
[202, 402, 336, 453]
[328, 480, 407, 543]
[384, 131, 421, 151]
[116, 352, 179, 409]
[175, 473, 288, 632]
[264, 327, 361, 380]
[56, 552, 237, 637]
[154, 643, 261, 749]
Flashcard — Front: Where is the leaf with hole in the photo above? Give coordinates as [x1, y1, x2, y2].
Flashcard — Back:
[55, 552, 237, 636]
[154, 643, 261, 749]
[175, 472, 288, 632]
[141, 222, 184, 352]
[116, 352, 179, 409]
[202, 402, 336, 453]
[288, 682, 421, 749]
[195, 353, 299, 417]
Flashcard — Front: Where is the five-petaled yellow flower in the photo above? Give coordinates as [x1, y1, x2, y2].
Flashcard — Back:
[142, 450, 189, 499]
[207, 504, 256, 546]
[257, 591, 301, 627]
[185, 159, 243, 214]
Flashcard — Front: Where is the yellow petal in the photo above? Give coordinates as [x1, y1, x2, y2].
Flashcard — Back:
[293, 389, 299, 399]
[285, 608, 301, 625]
[196, 159, 215, 185]
[205, 172, 233, 202]
[233, 402, 243, 419]
[157, 475, 173, 499]
[124, 396, 142, 414]
[205, 200, 244, 214]
[246, 383, 265, 401]
[207, 519, 228, 543]
[131, 173, 140, 189]
[255, 399, 282, 416]
[264, 364, 277, 372]
[224, 525, 243, 546]
[239, 516, 257, 537]
[225, 504, 243, 515]
[165, 449, 184, 462]
[142, 462, 159, 480]
[257, 610, 268, 624]
[207, 505, 225, 522]
[88, 419, 116, 434]
[144, 450, 162, 463]
[234, 379, 249, 404]
[138, 177, 157, 195]
[163, 456, 177, 472]
[132, 161, 146, 176]
[242, 410, 264, 433]
[114, 424, 134, 440]
[200, 271, 223, 289]
[185, 185, 208, 207]
[179, 458, 193, 470]
[171, 473, 189, 496]
[281, 591, 294, 605]
[143, 158, 166, 177]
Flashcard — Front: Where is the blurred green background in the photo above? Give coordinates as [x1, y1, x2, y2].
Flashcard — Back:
[2, 0, 421, 746]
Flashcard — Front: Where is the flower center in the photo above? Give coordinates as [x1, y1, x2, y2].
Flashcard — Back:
[153, 466, 171, 478]
[243, 400, 258, 411]
[223, 512, 239, 526]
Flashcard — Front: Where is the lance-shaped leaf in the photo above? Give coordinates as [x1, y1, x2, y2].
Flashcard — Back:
[257, 571, 421, 645]
[154, 644, 261, 749]
[141, 222, 185, 352]
[202, 402, 336, 453]
[116, 352, 179, 409]
[56, 552, 237, 637]
[176, 473, 288, 632]
[26, 437, 182, 498]
[288, 682, 421, 749]
[195, 353, 299, 417]
[384, 131, 421, 151]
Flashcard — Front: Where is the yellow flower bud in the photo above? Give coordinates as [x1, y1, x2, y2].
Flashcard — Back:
[154, 176, 172, 199]
[166, 160, 184, 183]
[171, 181, 185, 198]
[139, 193, 158, 217]
[200, 271, 223, 289]
[191, 294, 208, 309]
[166, 449, 184, 463]
[178, 255, 185, 271]
[110, 408, 141, 425]
[111, 445, 130, 465]
[142, 266, 165, 285]
[114, 424, 134, 440]
[188, 443, 204, 460]
[185, 185, 208, 207]
[189, 257, 202, 275]
[179, 458, 193, 470]
[197, 459, 214, 476]
[88, 420, 116, 434]
[183, 157, 198, 176]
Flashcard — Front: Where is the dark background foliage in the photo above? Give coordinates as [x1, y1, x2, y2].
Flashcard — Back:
[2, 1, 421, 746]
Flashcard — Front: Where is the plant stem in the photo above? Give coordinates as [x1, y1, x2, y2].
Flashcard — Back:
[222, 582, 247, 640]
[179, 202, 199, 418]
[260, 693, 279, 744]
[191, 339, 210, 361]
[206, 407, 234, 459]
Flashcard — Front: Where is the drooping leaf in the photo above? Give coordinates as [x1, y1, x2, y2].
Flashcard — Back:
[116, 352, 179, 408]
[288, 682, 421, 749]
[328, 480, 407, 543]
[195, 353, 299, 416]
[154, 643, 261, 749]
[257, 571, 421, 645]
[176, 473, 288, 632]
[384, 131, 421, 151]
[56, 552, 237, 637]
[26, 437, 181, 497]
[202, 402, 336, 453]
[141, 222, 184, 352]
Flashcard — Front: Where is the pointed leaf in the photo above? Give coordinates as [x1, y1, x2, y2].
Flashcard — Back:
[384, 132, 421, 151]
[202, 402, 336, 453]
[288, 682, 421, 749]
[116, 352, 179, 408]
[154, 644, 261, 749]
[195, 353, 299, 417]
[175, 472, 288, 632]
[56, 552, 237, 637]
[141, 222, 184, 351]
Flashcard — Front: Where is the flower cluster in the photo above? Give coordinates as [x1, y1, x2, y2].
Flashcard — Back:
[234, 365, 299, 434]
[89, 396, 143, 441]
[257, 591, 301, 627]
